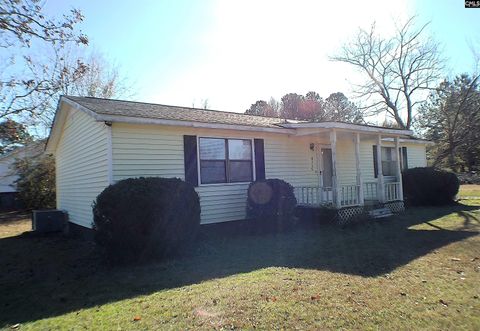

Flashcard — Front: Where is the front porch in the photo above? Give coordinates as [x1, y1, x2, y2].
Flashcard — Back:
[294, 181, 402, 208]
[283, 123, 409, 215]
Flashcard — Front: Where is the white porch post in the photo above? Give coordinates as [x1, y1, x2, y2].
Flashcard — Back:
[395, 136, 404, 201]
[376, 134, 385, 203]
[355, 133, 364, 206]
[330, 130, 339, 207]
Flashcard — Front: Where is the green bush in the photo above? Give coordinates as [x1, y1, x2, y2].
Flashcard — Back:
[93, 177, 200, 264]
[402, 167, 459, 206]
[246, 178, 297, 232]
[14, 154, 55, 210]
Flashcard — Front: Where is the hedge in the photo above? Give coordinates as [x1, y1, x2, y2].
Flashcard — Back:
[246, 178, 297, 232]
[93, 177, 200, 264]
[402, 167, 459, 206]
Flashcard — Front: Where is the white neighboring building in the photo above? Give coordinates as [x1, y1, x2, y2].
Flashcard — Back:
[0, 141, 45, 209]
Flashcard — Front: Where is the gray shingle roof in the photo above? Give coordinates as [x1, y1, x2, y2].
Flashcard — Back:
[64, 96, 292, 129]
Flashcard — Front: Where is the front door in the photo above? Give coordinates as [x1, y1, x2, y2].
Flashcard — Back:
[315, 146, 334, 202]
[321, 148, 333, 188]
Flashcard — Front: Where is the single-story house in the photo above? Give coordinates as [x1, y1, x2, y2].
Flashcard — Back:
[0, 140, 45, 210]
[46, 96, 431, 228]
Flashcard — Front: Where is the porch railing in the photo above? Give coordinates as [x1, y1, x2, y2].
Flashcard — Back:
[295, 186, 333, 206]
[295, 181, 401, 207]
[385, 182, 401, 202]
[363, 182, 378, 201]
[339, 184, 360, 207]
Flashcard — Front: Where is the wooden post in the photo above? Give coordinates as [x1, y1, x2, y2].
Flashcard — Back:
[395, 136, 404, 201]
[330, 130, 339, 207]
[355, 133, 364, 206]
[376, 134, 385, 203]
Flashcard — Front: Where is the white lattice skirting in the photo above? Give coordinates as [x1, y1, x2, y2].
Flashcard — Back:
[337, 206, 364, 222]
[337, 201, 405, 224]
[384, 201, 405, 213]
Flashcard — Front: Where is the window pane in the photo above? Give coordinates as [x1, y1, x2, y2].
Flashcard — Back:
[199, 138, 225, 160]
[402, 147, 408, 170]
[229, 161, 253, 182]
[200, 160, 226, 184]
[381, 147, 392, 161]
[382, 161, 397, 176]
[391, 148, 397, 161]
[228, 139, 252, 160]
[382, 161, 388, 175]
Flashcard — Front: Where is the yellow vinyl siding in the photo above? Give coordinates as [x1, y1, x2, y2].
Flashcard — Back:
[112, 123, 317, 224]
[359, 139, 427, 184]
[403, 143, 427, 168]
[336, 136, 357, 186]
[56, 115, 429, 226]
[359, 139, 376, 183]
[264, 135, 317, 187]
[55, 104, 109, 228]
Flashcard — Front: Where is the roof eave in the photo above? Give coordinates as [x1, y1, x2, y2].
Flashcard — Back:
[283, 122, 414, 136]
[45, 97, 66, 154]
[95, 113, 296, 134]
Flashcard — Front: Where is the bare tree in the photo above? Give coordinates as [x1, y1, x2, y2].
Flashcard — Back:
[0, 0, 87, 48]
[55, 49, 134, 99]
[331, 16, 443, 129]
[16, 46, 136, 130]
[192, 98, 210, 109]
[200, 98, 209, 109]
[0, 0, 88, 121]
[268, 97, 281, 115]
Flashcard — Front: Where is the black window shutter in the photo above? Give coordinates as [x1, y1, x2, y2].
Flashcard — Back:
[373, 145, 378, 178]
[254, 139, 266, 180]
[183, 135, 198, 187]
[402, 147, 408, 170]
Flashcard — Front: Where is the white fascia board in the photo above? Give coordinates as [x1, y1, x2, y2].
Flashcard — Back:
[382, 137, 435, 145]
[94, 114, 296, 135]
[45, 98, 68, 154]
[62, 97, 102, 120]
[46, 96, 101, 154]
[284, 122, 413, 136]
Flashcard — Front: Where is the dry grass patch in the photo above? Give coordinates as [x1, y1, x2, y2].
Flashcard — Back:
[0, 211, 31, 238]
[459, 184, 480, 198]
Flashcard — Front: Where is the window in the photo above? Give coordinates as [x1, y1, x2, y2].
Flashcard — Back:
[373, 145, 402, 177]
[199, 138, 253, 184]
[400, 147, 408, 170]
[381, 147, 397, 176]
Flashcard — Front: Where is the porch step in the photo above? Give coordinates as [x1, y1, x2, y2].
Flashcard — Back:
[369, 207, 393, 219]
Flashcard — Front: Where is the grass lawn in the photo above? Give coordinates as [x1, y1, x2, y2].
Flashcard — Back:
[0, 200, 479, 330]
[458, 184, 480, 198]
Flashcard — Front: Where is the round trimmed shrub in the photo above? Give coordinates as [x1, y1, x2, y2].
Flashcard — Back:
[93, 177, 200, 264]
[246, 178, 297, 232]
[402, 167, 459, 206]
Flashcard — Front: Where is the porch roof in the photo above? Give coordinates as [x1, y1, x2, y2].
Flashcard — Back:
[281, 121, 414, 137]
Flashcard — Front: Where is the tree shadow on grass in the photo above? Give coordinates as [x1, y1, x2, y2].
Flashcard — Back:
[0, 203, 478, 326]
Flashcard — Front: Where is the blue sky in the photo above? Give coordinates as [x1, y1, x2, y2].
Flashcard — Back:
[44, 0, 479, 114]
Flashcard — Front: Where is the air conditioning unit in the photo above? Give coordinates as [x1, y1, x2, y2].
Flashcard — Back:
[32, 210, 68, 233]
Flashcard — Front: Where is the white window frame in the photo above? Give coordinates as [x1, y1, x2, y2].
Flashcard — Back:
[381, 146, 397, 178]
[196, 136, 256, 186]
[399, 147, 408, 171]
